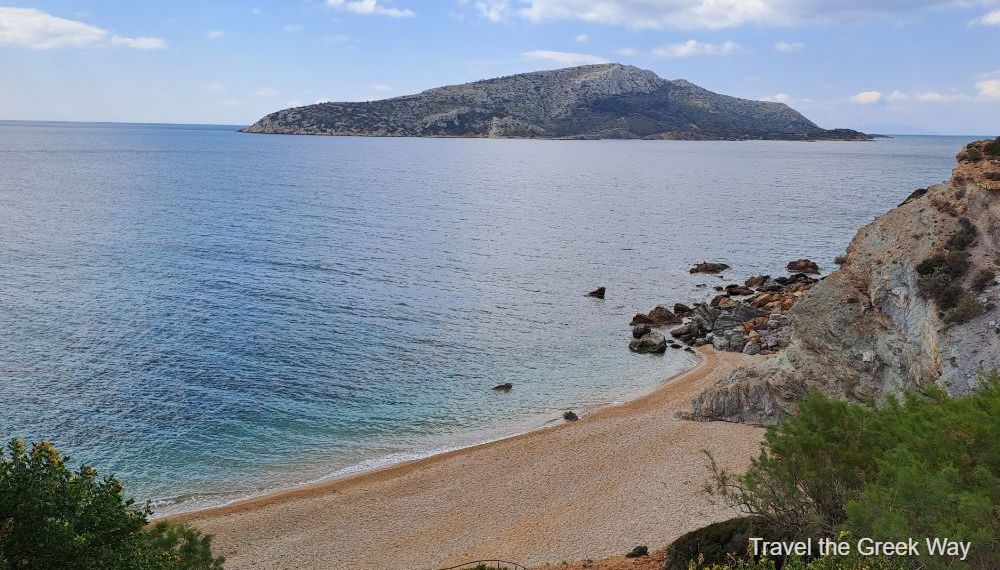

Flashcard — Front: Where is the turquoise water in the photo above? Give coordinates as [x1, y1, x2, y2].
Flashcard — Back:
[0, 122, 976, 512]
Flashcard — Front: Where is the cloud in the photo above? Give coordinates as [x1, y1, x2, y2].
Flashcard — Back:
[472, 0, 511, 22]
[0, 7, 166, 50]
[884, 89, 971, 103]
[207, 30, 225, 39]
[850, 90, 883, 104]
[484, 0, 981, 30]
[326, 0, 414, 18]
[977, 79, 1000, 100]
[774, 41, 805, 52]
[614, 47, 638, 57]
[762, 93, 793, 103]
[369, 83, 393, 92]
[206, 82, 226, 93]
[651, 40, 740, 59]
[971, 9, 1000, 26]
[522, 49, 609, 66]
[255, 87, 279, 97]
[283, 24, 304, 34]
[575, 33, 589, 43]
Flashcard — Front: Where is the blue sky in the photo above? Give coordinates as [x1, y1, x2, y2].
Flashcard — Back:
[1, 1, 999, 134]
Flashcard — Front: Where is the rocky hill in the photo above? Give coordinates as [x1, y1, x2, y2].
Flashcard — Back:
[690, 137, 1000, 424]
[242, 64, 869, 141]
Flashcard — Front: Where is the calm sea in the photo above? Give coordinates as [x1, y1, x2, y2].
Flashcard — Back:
[0, 121, 978, 512]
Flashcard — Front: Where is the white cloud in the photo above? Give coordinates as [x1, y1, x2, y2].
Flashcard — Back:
[483, 0, 980, 30]
[774, 41, 805, 52]
[887, 90, 909, 103]
[575, 33, 589, 43]
[255, 87, 279, 97]
[0, 7, 166, 50]
[762, 93, 793, 103]
[473, 0, 511, 22]
[913, 91, 969, 102]
[850, 90, 883, 104]
[369, 83, 393, 92]
[110, 36, 168, 50]
[971, 9, 1000, 26]
[976, 79, 1000, 100]
[327, 0, 414, 18]
[651, 40, 740, 59]
[251, 8, 262, 16]
[614, 47, 638, 57]
[207, 30, 225, 39]
[522, 49, 609, 66]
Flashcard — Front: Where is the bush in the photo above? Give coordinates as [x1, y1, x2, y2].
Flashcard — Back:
[942, 295, 984, 324]
[0, 438, 224, 570]
[972, 270, 996, 292]
[663, 517, 770, 570]
[984, 136, 1000, 157]
[945, 218, 977, 251]
[833, 255, 847, 266]
[705, 377, 1000, 569]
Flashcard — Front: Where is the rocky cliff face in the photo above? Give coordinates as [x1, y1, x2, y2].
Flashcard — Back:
[690, 138, 1000, 424]
[242, 64, 869, 141]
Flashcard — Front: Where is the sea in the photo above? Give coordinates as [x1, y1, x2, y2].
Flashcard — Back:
[0, 121, 980, 513]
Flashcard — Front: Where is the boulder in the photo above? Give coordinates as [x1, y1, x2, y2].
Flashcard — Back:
[491, 382, 513, 393]
[586, 286, 606, 299]
[632, 324, 652, 338]
[743, 341, 762, 355]
[625, 546, 649, 558]
[670, 322, 703, 342]
[673, 303, 694, 316]
[725, 284, 755, 296]
[745, 275, 770, 288]
[690, 261, 730, 274]
[629, 330, 667, 353]
[630, 305, 681, 326]
[786, 259, 820, 274]
[563, 411, 579, 421]
[711, 294, 737, 309]
[711, 335, 730, 351]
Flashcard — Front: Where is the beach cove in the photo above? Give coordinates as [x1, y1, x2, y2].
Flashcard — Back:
[175, 347, 764, 569]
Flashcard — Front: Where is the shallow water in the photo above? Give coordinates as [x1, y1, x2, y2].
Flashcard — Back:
[0, 122, 976, 512]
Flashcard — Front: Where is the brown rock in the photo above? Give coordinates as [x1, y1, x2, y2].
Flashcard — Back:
[786, 259, 820, 274]
[689, 261, 730, 274]
[586, 286, 606, 299]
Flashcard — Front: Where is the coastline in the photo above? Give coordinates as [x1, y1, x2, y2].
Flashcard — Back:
[174, 346, 766, 569]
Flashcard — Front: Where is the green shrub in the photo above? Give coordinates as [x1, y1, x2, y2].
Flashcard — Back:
[833, 255, 847, 266]
[0, 438, 224, 570]
[984, 136, 1000, 157]
[705, 377, 1000, 569]
[972, 270, 996, 292]
[945, 218, 977, 251]
[664, 517, 771, 570]
[942, 294, 984, 324]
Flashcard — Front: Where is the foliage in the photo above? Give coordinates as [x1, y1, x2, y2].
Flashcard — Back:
[0, 438, 224, 570]
[971, 269, 996, 292]
[705, 377, 1000, 570]
[943, 295, 985, 325]
[664, 517, 771, 570]
[945, 218, 977, 251]
[984, 136, 1000, 157]
[915, 218, 982, 319]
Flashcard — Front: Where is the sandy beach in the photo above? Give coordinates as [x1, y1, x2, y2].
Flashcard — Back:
[175, 347, 765, 569]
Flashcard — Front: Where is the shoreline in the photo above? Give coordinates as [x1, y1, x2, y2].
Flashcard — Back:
[174, 346, 766, 569]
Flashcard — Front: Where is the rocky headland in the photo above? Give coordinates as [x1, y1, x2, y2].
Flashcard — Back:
[679, 137, 1000, 424]
[242, 64, 870, 141]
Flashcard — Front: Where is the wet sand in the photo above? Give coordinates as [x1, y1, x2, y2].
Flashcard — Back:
[175, 347, 765, 569]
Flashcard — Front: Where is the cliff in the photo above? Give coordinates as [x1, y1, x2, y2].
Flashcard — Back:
[242, 64, 869, 141]
[690, 137, 1000, 424]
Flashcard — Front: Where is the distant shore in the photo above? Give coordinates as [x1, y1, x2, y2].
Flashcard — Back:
[174, 347, 765, 569]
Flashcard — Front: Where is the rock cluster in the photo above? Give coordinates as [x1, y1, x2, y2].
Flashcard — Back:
[628, 267, 819, 356]
[689, 261, 730, 274]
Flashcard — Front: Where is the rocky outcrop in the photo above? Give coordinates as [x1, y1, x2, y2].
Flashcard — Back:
[587, 286, 606, 299]
[242, 64, 870, 141]
[629, 330, 668, 353]
[630, 306, 682, 326]
[690, 138, 1000, 425]
[786, 259, 820, 274]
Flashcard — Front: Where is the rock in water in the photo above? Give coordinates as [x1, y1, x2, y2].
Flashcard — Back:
[786, 259, 820, 274]
[629, 330, 667, 353]
[587, 286, 606, 299]
[690, 261, 731, 274]
[491, 382, 513, 393]
[563, 411, 579, 421]
[630, 306, 681, 326]
[632, 324, 652, 339]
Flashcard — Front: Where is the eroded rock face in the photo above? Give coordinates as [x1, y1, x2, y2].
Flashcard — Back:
[691, 140, 1000, 425]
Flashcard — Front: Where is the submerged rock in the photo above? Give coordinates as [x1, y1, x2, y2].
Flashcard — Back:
[563, 410, 579, 422]
[632, 324, 652, 338]
[587, 286, 606, 299]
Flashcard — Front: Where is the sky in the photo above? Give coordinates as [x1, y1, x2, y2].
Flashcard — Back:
[1, 1, 999, 134]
